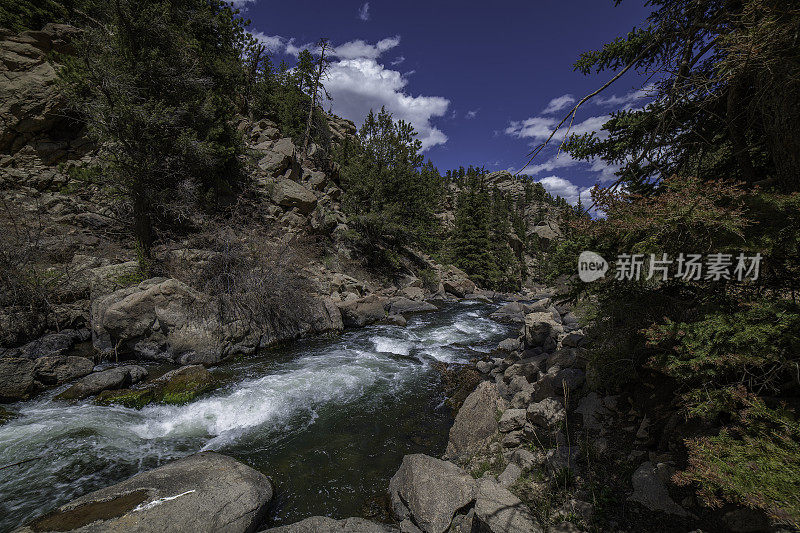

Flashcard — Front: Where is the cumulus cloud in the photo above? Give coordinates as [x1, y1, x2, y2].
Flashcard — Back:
[505, 114, 609, 143]
[326, 58, 449, 150]
[542, 94, 575, 115]
[333, 36, 400, 60]
[466, 110, 478, 119]
[391, 56, 405, 66]
[358, 2, 370, 21]
[536, 176, 583, 205]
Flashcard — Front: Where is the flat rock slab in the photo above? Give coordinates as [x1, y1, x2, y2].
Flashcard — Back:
[16, 452, 273, 533]
[56, 365, 147, 401]
[262, 516, 397, 532]
[389, 454, 476, 533]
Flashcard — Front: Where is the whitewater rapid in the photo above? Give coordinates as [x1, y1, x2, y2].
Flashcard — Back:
[0, 301, 513, 530]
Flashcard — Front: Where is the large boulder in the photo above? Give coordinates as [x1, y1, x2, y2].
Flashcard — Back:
[445, 381, 505, 458]
[337, 295, 389, 327]
[388, 454, 476, 533]
[262, 517, 397, 532]
[91, 278, 342, 365]
[2, 329, 83, 359]
[473, 478, 543, 533]
[387, 297, 438, 316]
[440, 266, 475, 298]
[522, 312, 561, 350]
[0, 358, 39, 402]
[489, 302, 528, 324]
[55, 365, 147, 401]
[271, 178, 317, 214]
[34, 356, 94, 385]
[257, 137, 296, 175]
[15, 452, 273, 533]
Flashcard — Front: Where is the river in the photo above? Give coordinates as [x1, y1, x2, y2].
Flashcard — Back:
[0, 300, 516, 532]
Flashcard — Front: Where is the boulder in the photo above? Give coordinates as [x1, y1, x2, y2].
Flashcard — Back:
[16, 452, 272, 533]
[257, 137, 296, 175]
[2, 330, 81, 359]
[498, 408, 527, 433]
[34, 356, 94, 385]
[388, 454, 476, 533]
[440, 266, 475, 298]
[0, 358, 39, 402]
[489, 302, 528, 324]
[0, 405, 17, 424]
[400, 286, 424, 301]
[473, 478, 543, 533]
[445, 381, 505, 458]
[523, 312, 560, 350]
[92, 278, 342, 365]
[271, 178, 317, 214]
[531, 368, 585, 402]
[496, 337, 521, 353]
[387, 297, 438, 316]
[262, 516, 397, 532]
[337, 295, 389, 327]
[55, 365, 148, 401]
[527, 397, 566, 429]
[628, 461, 692, 517]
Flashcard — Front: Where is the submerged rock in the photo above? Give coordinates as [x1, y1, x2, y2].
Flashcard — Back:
[96, 365, 217, 409]
[15, 452, 272, 533]
[262, 516, 397, 532]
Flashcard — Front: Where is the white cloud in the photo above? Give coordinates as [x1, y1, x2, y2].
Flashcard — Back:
[391, 56, 405, 66]
[542, 94, 575, 115]
[231, 0, 256, 8]
[250, 31, 287, 53]
[536, 175, 582, 205]
[326, 58, 449, 150]
[505, 114, 609, 143]
[466, 109, 478, 119]
[596, 86, 654, 110]
[358, 2, 370, 21]
[333, 36, 400, 60]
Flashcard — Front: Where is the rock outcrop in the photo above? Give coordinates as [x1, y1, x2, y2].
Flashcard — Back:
[91, 277, 343, 365]
[15, 452, 273, 533]
[445, 381, 505, 459]
[262, 517, 397, 533]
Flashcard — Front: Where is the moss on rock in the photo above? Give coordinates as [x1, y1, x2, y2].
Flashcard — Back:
[94, 365, 217, 409]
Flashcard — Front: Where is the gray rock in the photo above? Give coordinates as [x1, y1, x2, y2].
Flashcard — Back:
[262, 516, 397, 533]
[0, 358, 39, 402]
[575, 392, 610, 432]
[272, 178, 317, 214]
[509, 448, 540, 470]
[3, 330, 79, 359]
[92, 278, 342, 365]
[387, 297, 438, 316]
[523, 312, 561, 350]
[445, 381, 504, 458]
[497, 462, 522, 488]
[561, 332, 586, 348]
[337, 295, 389, 327]
[489, 302, 527, 324]
[34, 356, 94, 385]
[16, 452, 272, 533]
[628, 461, 691, 517]
[56, 365, 147, 400]
[476, 360, 493, 374]
[473, 478, 543, 533]
[498, 408, 527, 432]
[496, 337, 521, 353]
[388, 454, 476, 533]
[257, 137, 296, 175]
[527, 398, 566, 428]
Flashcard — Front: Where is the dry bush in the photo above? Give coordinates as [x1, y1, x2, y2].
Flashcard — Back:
[165, 221, 321, 339]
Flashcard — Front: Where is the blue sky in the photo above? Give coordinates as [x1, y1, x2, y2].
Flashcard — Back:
[237, 0, 655, 205]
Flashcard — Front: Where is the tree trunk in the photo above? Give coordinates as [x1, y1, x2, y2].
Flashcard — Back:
[302, 41, 328, 156]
